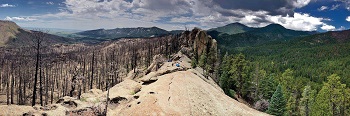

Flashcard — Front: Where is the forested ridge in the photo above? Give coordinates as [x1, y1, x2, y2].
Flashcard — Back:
[217, 28, 350, 115]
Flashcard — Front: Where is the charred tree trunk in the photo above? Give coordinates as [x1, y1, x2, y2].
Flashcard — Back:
[90, 51, 95, 90]
[39, 60, 43, 106]
[6, 72, 9, 105]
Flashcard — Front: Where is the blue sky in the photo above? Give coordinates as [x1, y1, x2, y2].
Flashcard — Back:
[0, 0, 349, 31]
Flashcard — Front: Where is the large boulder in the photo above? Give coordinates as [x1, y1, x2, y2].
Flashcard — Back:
[106, 79, 142, 99]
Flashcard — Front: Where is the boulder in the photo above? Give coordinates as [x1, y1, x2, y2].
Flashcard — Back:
[106, 79, 142, 99]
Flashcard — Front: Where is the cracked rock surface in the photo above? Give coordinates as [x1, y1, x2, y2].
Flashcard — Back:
[107, 53, 268, 116]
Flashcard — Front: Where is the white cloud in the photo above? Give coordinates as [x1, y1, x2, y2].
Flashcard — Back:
[346, 16, 350, 22]
[267, 13, 327, 31]
[46, 2, 54, 5]
[4, 16, 37, 21]
[8, 0, 329, 31]
[337, 26, 346, 31]
[318, 6, 328, 11]
[335, 0, 350, 10]
[321, 24, 335, 31]
[331, 4, 340, 10]
[0, 4, 15, 7]
[292, 0, 311, 8]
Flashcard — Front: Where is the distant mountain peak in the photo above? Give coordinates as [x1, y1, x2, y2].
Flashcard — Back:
[226, 22, 246, 27]
[208, 22, 254, 35]
[263, 23, 286, 29]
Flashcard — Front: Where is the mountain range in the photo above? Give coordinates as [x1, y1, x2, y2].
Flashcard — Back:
[75, 27, 181, 39]
[208, 23, 316, 48]
[1, 20, 350, 48]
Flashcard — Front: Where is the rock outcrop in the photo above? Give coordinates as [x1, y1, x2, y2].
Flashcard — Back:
[178, 28, 218, 58]
[107, 52, 267, 116]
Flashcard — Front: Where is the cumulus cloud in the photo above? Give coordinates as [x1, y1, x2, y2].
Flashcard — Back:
[321, 24, 336, 31]
[346, 16, 350, 22]
[318, 6, 328, 11]
[212, 0, 311, 16]
[4, 16, 36, 21]
[13, 0, 334, 31]
[266, 13, 332, 31]
[0, 4, 15, 7]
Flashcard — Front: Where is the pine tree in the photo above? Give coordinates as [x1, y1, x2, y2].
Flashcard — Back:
[281, 69, 295, 94]
[198, 51, 207, 68]
[259, 74, 277, 100]
[313, 74, 346, 116]
[286, 93, 298, 116]
[313, 83, 331, 116]
[207, 46, 217, 73]
[267, 85, 286, 116]
[300, 85, 315, 116]
[220, 70, 232, 97]
[219, 52, 233, 97]
[344, 89, 350, 116]
[191, 57, 197, 68]
[229, 53, 249, 98]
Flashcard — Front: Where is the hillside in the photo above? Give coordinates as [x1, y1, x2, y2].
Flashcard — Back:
[226, 29, 350, 85]
[208, 22, 254, 35]
[76, 27, 173, 39]
[214, 23, 313, 48]
[0, 20, 21, 46]
[0, 20, 73, 47]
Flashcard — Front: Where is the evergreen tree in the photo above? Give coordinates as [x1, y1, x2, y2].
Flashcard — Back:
[229, 53, 249, 98]
[267, 85, 287, 116]
[281, 69, 295, 94]
[252, 66, 266, 100]
[191, 57, 197, 68]
[300, 85, 315, 116]
[219, 52, 233, 97]
[286, 93, 298, 116]
[198, 51, 207, 68]
[259, 74, 277, 100]
[220, 70, 233, 97]
[207, 46, 217, 72]
[313, 74, 346, 116]
[313, 83, 331, 116]
[344, 89, 350, 116]
[220, 52, 231, 74]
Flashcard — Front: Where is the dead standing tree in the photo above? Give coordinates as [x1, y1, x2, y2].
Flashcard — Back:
[31, 30, 48, 106]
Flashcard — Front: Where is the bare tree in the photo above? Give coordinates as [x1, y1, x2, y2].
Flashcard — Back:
[31, 30, 47, 106]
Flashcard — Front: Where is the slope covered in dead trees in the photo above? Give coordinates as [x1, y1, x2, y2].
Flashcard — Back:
[0, 28, 266, 115]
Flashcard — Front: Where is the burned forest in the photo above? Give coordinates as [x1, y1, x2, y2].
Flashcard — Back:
[0, 31, 186, 106]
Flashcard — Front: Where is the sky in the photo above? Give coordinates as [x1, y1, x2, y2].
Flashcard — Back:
[0, 0, 349, 31]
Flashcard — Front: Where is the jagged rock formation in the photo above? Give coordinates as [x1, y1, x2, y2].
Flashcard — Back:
[179, 28, 217, 58]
